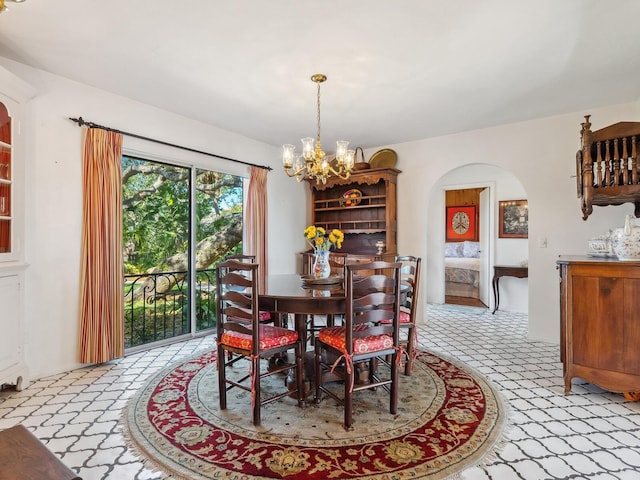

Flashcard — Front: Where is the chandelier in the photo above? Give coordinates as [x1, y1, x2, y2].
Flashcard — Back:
[0, 0, 26, 13]
[282, 74, 355, 184]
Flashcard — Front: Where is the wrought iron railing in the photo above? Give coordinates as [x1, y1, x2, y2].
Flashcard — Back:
[124, 268, 217, 349]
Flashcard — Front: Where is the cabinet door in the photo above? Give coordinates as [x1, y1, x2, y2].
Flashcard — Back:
[571, 275, 625, 372]
[0, 275, 21, 373]
[571, 273, 640, 375]
[0, 100, 12, 256]
[0, 94, 22, 262]
[623, 279, 640, 374]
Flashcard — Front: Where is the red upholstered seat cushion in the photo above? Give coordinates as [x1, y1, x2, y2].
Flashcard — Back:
[220, 325, 298, 350]
[379, 311, 411, 324]
[318, 324, 394, 354]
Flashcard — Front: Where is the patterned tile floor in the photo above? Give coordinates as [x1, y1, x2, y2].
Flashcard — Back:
[1, 304, 639, 479]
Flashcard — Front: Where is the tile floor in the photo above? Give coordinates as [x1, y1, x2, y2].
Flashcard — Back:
[1, 304, 639, 479]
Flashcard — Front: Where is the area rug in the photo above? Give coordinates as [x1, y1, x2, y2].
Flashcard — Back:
[122, 349, 508, 479]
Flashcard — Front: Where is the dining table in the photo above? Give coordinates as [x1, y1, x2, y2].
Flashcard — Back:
[259, 273, 346, 348]
[258, 272, 407, 399]
[257, 273, 347, 399]
[259, 272, 408, 347]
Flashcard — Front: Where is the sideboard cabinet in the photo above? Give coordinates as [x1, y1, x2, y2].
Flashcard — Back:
[309, 168, 400, 256]
[557, 256, 640, 399]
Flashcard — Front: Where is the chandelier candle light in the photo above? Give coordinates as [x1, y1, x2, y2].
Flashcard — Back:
[0, 0, 26, 13]
[283, 74, 355, 184]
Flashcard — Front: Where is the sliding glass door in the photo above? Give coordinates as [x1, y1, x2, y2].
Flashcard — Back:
[122, 155, 243, 350]
[193, 168, 244, 332]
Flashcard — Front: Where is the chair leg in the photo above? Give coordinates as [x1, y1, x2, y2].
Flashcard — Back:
[404, 326, 416, 376]
[344, 366, 354, 431]
[296, 341, 304, 406]
[218, 345, 227, 410]
[252, 355, 261, 426]
[390, 352, 399, 415]
[314, 343, 322, 404]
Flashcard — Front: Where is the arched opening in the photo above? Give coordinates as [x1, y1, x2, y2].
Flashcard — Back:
[426, 163, 529, 314]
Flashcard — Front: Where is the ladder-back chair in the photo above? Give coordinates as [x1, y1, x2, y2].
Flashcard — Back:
[313, 260, 402, 430]
[216, 259, 304, 426]
[384, 256, 421, 375]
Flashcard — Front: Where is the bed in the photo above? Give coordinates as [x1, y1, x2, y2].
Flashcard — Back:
[445, 241, 480, 299]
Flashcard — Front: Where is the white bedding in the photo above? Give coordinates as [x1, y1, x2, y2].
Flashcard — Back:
[444, 257, 480, 272]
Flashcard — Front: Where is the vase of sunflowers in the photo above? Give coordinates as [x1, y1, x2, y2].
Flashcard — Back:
[304, 225, 344, 279]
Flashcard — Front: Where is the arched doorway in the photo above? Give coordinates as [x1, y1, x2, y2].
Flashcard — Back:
[425, 163, 529, 314]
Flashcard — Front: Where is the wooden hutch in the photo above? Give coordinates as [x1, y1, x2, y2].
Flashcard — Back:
[560, 115, 640, 401]
[306, 167, 400, 264]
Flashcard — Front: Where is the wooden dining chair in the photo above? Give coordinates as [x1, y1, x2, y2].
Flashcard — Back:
[216, 259, 304, 426]
[225, 253, 274, 324]
[314, 260, 402, 430]
[386, 255, 421, 375]
[226, 253, 256, 262]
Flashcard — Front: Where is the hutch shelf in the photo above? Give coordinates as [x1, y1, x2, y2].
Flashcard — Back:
[309, 167, 400, 256]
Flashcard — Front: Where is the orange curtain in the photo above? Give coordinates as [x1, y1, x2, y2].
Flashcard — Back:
[78, 126, 124, 364]
[246, 167, 268, 292]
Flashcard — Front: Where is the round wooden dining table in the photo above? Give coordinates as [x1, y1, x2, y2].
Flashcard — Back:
[259, 274, 346, 345]
[258, 273, 406, 400]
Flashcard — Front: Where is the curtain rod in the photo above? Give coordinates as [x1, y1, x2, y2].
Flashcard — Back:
[69, 116, 273, 171]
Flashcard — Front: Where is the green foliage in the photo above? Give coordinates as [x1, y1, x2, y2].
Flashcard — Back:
[122, 157, 243, 273]
[121, 157, 242, 347]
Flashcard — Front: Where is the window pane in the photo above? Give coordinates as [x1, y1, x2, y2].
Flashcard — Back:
[122, 156, 190, 348]
[121, 156, 244, 348]
[194, 169, 243, 332]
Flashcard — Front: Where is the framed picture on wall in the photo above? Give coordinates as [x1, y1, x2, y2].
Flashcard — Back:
[499, 199, 528, 238]
[445, 205, 477, 241]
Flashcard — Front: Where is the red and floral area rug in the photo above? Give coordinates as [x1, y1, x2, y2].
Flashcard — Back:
[122, 349, 508, 479]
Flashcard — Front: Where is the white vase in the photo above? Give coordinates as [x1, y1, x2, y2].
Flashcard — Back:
[611, 215, 640, 260]
[312, 251, 331, 279]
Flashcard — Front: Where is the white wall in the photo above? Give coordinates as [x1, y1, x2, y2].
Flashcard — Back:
[0, 58, 307, 380]
[367, 100, 640, 344]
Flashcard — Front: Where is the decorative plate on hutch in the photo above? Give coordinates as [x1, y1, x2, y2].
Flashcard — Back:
[369, 149, 397, 168]
[341, 189, 362, 207]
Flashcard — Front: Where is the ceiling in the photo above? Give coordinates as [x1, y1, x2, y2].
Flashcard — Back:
[1, 0, 639, 152]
